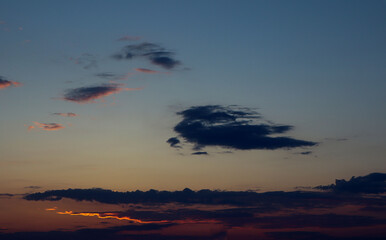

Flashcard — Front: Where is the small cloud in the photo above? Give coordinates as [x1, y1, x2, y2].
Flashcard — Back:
[113, 42, 181, 70]
[192, 151, 208, 155]
[69, 53, 98, 69]
[135, 68, 163, 74]
[0, 76, 22, 89]
[53, 112, 77, 117]
[18, 26, 23, 31]
[62, 83, 142, 104]
[95, 72, 121, 79]
[167, 137, 181, 148]
[117, 35, 141, 41]
[29, 122, 65, 131]
[25, 186, 41, 189]
[298, 151, 312, 155]
[0, 21, 5, 24]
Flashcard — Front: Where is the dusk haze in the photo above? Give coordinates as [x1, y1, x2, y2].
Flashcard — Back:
[1, 1, 385, 239]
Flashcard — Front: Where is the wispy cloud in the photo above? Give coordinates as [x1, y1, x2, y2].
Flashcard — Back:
[28, 122, 65, 131]
[117, 35, 141, 41]
[52, 112, 77, 117]
[135, 68, 164, 74]
[0, 76, 22, 89]
[62, 83, 142, 104]
[69, 53, 98, 69]
[113, 42, 181, 70]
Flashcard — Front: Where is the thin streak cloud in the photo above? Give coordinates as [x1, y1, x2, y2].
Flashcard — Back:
[52, 112, 77, 117]
[62, 83, 142, 104]
[29, 122, 65, 131]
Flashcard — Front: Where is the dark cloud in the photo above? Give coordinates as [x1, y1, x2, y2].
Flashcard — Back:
[23, 173, 386, 209]
[0, 193, 13, 198]
[113, 42, 181, 69]
[315, 172, 386, 194]
[19, 173, 386, 240]
[0, 76, 21, 89]
[254, 214, 386, 229]
[24, 186, 42, 189]
[166, 137, 181, 148]
[62, 83, 140, 104]
[169, 105, 316, 151]
[299, 151, 312, 155]
[0, 224, 174, 240]
[192, 151, 208, 155]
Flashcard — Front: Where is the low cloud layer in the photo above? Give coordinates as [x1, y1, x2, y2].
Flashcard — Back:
[0, 76, 21, 89]
[24, 173, 386, 207]
[21, 173, 386, 240]
[168, 105, 316, 152]
[113, 42, 181, 70]
[62, 83, 140, 104]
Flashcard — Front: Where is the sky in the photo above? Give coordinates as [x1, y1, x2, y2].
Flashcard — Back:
[0, 0, 386, 239]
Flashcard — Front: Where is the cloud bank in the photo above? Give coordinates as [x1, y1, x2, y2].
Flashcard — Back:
[168, 105, 316, 152]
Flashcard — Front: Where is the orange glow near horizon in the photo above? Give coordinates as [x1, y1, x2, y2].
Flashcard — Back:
[56, 210, 168, 224]
[53, 210, 220, 225]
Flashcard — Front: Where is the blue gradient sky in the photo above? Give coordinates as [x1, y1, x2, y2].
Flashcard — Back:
[1, 0, 385, 193]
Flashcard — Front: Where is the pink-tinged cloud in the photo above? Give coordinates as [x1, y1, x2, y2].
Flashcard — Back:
[0, 77, 22, 89]
[26, 125, 35, 131]
[53, 112, 77, 117]
[117, 35, 141, 41]
[0, 21, 5, 24]
[135, 68, 163, 74]
[31, 122, 65, 131]
[62, 83, 142, 104]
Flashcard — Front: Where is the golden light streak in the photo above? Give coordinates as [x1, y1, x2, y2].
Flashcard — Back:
[53, 210, 220, 224]
[56, 211, 168, 224]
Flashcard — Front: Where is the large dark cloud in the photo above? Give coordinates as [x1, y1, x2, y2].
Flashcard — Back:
[168, 105, 316, 152]
[113, 42, 181, 69]
[315, 172, 386, 194]
[62, 83, 140, 104]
